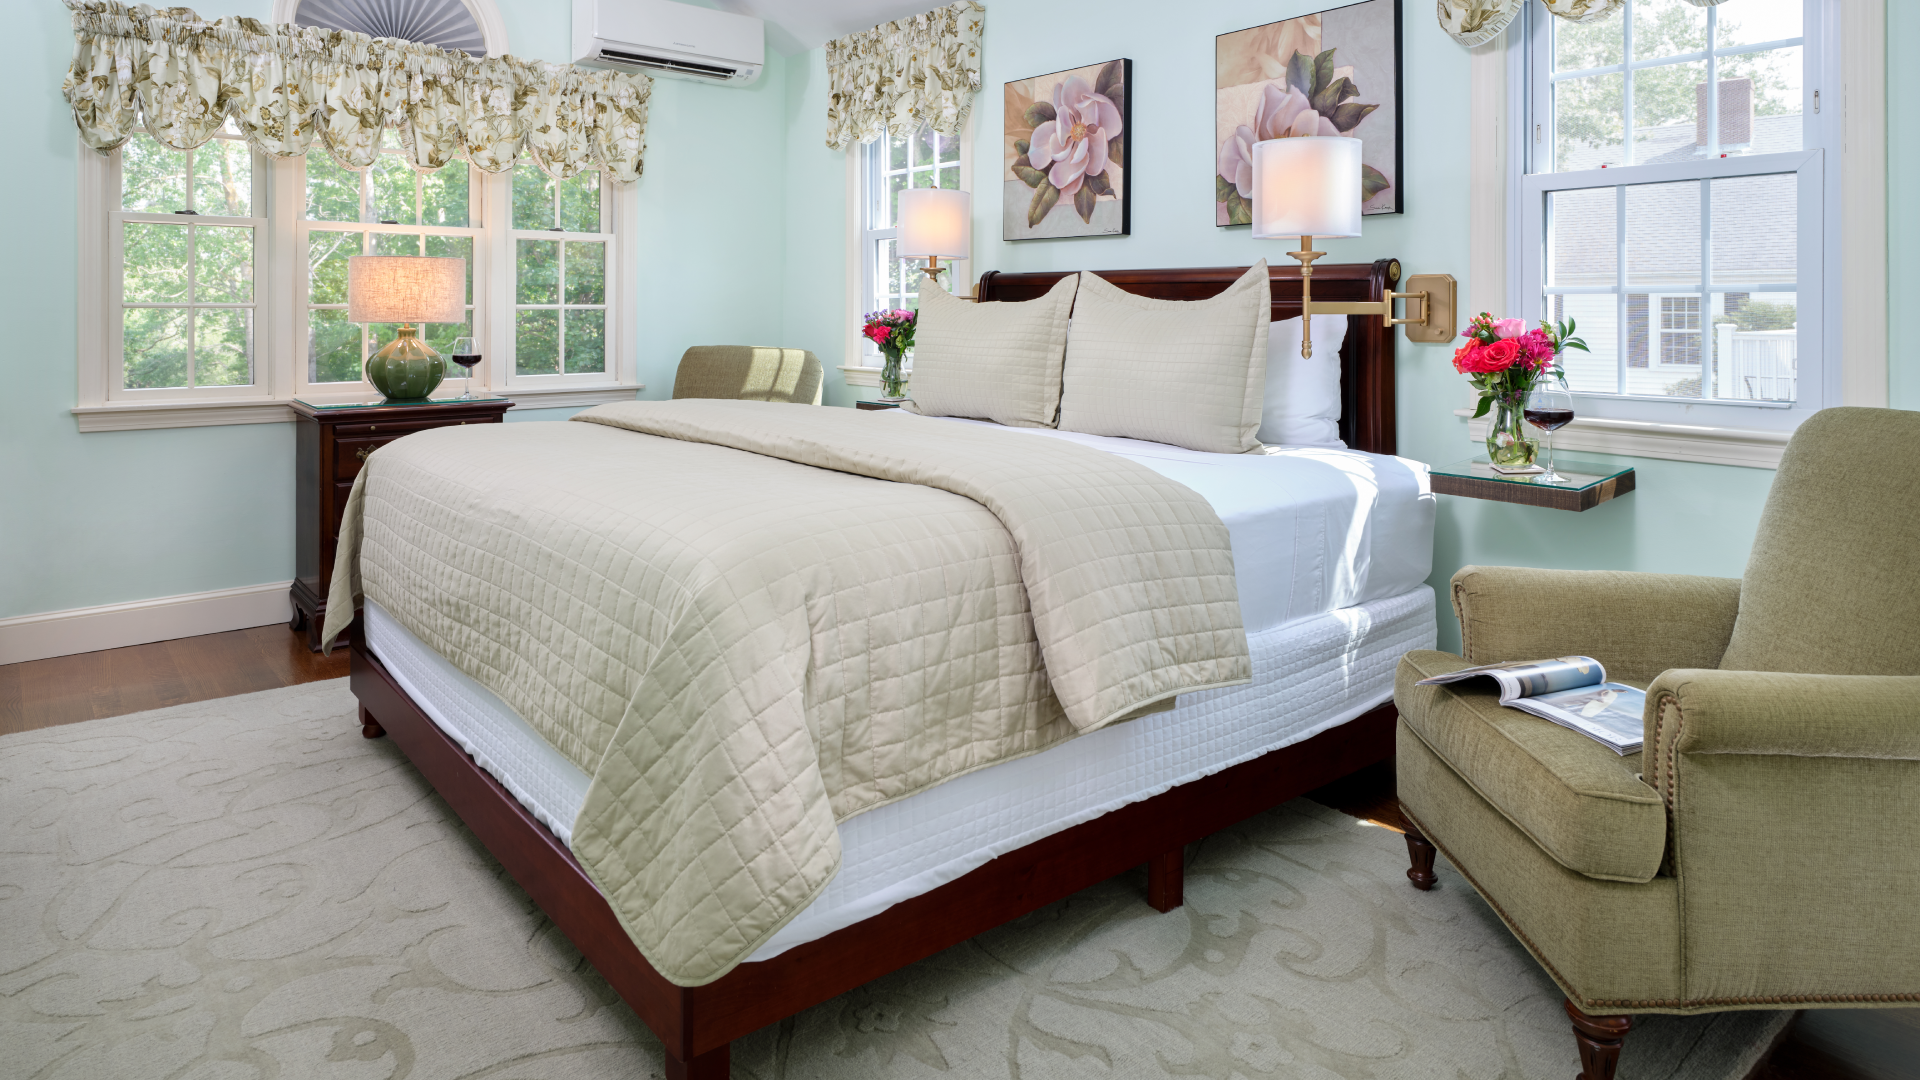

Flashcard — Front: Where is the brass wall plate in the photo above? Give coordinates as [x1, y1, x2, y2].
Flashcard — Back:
[1403, 273, 1457, 344]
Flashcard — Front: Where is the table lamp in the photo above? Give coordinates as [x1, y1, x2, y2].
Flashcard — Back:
[1250, 135, 1455, 357]
[897, 188, 970, 290]
[348, 255, 466, 401]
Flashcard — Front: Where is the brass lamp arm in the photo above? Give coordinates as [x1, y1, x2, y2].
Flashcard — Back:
[1288, 245, 1458, 358]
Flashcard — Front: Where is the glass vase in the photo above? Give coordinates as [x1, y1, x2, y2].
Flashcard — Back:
[879, 346, 907, 400]
[1485, 395, 1539, 469]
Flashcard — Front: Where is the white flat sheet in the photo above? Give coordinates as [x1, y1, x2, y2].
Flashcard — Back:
[366, 586, 1437, 961]
[887, 412, 1435, 633]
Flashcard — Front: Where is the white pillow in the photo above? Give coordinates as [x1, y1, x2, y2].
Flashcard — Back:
[1258, 314, 1349, 448]
[905, 274, 1078, 427]
[1057, 262, 1271, 454]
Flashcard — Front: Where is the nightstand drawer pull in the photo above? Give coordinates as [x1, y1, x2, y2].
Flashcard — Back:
[356, 447, 372, 462]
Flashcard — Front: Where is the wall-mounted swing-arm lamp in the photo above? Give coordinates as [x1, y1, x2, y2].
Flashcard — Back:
[1250, 136, 1456, 357]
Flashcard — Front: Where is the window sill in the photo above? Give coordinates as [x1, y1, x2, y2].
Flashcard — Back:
[74, 384, 645, 432]
[1454, 408, 1789, 469]
[840, 364, 882, 389]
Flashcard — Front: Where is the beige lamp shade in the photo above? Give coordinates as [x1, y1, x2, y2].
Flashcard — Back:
[897, 188, 972, 258]
[347, 256, 466, 324]
[1250, 136, 1363, 240]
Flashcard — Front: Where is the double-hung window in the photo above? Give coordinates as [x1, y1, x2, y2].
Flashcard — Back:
[109, 127, 267, 400]
[1518, 0, 1831, 430]
[853, 125, 969, 367]
[507, 162, 612, 386]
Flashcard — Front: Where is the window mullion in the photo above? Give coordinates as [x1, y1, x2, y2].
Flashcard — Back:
[1700, 178, 1715, 400]
[1706, 7, 1720, 158]
[1616, 184, 1628, 396]
[1622, 0, 1636, 165]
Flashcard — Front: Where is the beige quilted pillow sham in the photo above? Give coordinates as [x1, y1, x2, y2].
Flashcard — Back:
[904, 274, 1079, 428]
[1057, 261, 1272, 454]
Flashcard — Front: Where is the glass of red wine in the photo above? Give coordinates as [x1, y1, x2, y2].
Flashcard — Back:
[447, 336, 482, 400]
[1524, 378, 1575, 484]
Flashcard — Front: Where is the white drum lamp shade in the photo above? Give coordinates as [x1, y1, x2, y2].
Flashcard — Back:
[897, 188, 972, 258]
[347, 256, 466, 324]
[1250, 136, 1363, 240]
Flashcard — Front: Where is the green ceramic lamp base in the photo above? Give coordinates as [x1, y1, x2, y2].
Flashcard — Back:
[365, 325, 447, 402]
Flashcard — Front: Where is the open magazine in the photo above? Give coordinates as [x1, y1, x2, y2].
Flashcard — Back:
[1416, 656, 1645, 754]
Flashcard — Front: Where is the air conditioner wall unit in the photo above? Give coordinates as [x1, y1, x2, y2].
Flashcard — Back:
[573, 0, 764, 86]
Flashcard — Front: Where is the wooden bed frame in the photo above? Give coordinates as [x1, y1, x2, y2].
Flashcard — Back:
[348, 262, 1406, 1078]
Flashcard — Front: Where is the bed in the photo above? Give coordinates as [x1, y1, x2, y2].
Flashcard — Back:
[342, 260, 1435, 1078]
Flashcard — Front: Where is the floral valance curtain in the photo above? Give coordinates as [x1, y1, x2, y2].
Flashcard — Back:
[1441, 0, 1734, 49]
[824, 1, 984, 151]
[60, 0, 653, 182]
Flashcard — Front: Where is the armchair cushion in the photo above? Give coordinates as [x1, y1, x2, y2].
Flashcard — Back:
[1397, 650, 1668, 883]
[1451, 566, 1741, 685]
[1720, 406, 1920, 675]
[672, 346, 824, 404]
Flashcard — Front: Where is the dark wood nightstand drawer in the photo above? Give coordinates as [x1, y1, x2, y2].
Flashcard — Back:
[333, 436, 396, 481]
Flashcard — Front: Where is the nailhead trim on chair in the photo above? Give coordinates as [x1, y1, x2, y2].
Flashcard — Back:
[1401, 809, 1920, 1011]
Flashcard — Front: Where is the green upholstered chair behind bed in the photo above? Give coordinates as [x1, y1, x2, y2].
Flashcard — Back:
[672, 346, 823, 405]
[1392, 406, 1920, 1080]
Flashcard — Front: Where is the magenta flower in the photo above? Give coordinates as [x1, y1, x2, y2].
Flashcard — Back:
[1029, 76, 1123, 198]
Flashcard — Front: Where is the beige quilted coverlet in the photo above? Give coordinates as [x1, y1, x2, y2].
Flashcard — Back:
[322, 400, 1250, 986]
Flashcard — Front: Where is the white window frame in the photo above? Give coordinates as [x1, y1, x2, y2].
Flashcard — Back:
[841, 116, 973, 389]
[496, 163, 629, 392]
[1467, 0, 1885, 467]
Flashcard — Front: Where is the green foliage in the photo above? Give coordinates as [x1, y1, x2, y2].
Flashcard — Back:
[1664, 375, 1702, 397]
[305, 151, 361, 221]
[309, 309, 363, 383]
[1073, 182, 1097, 224]
[192, 140, 252, 218]
[369, 156, 415, 224]
[123, 307, 188, 388]
[124, 222, 189, 302]
[1361, 165, 1392, 201]
[420, 164, 470, 227]
[194, 226, 253, 303]
[516, 239, 560, 304]
[564, 309, 606, 374]
[1012, 163, 1046, 188]
[1718, 299, 1797, 332]
[1093, 59, 1124, 110]
[564, 242, 605, 305]
[558, 171, 601, 233]
[1084, 171, 1113, 197]
[122, 135, 187, 212]
[194, 309, 252, 385]
[513, 161, 555, 230]
[516, 309, 559, 375]
[1023, 102, 1056, 129]
[1106, 133, 1124, 168]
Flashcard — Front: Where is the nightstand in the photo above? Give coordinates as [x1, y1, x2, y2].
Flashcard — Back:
[855, 400, 904, 411]
[289, 396, 515, 649]
[1429, 455, 1635, 512]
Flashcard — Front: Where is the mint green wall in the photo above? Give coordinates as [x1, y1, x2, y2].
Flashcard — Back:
[779, 0, 1913, 652]
[3, 0, 1913, 630]
[0, 0, 790, 621]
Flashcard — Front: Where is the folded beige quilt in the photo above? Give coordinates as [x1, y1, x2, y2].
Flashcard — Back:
[321, 400, 1250, 985]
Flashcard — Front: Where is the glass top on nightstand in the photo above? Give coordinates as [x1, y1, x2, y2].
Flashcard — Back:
[293, 395, 509, 410]
[1430, 455, 1634, 492]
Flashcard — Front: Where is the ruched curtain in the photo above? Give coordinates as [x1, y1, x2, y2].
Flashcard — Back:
[824, 1, 984, 151]
[60, 0, 652, 182]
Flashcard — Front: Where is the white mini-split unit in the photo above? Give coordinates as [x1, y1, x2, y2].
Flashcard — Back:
[573, 0, 764, 85]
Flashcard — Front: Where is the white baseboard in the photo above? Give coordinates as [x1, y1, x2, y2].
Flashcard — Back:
[0, 581, 295, 666]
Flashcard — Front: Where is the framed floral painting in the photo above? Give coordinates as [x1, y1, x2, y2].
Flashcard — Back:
[1004, 59, 1130, 240]
[1216, 0, 1402, 226]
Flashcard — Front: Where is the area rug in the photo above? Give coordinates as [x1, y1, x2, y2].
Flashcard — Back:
[0, 679, 1787, 1079]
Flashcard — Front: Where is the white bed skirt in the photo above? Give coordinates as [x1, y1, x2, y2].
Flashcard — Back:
[365, 585, 1436, 962]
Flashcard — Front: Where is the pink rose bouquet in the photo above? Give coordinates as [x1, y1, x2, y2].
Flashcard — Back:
[1452, 310, 1587, 419]
[862, 308, 917, 354]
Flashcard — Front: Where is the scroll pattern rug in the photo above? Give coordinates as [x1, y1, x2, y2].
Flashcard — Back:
[0, 679, 1786, 1079]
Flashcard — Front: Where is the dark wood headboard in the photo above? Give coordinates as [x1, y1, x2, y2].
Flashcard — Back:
[976, 261, 1401, 456]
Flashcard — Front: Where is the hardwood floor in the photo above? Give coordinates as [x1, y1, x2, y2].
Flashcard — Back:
[0, 623, 347, 736]
[3, 626, 1915, 1079]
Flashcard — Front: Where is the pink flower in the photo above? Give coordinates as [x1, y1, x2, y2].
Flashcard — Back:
[1517, 328, 1556, 370]
[1216, 83, 1341, 199]
[1030, 76, 1123, 199]
[1481, 338, 1521, 371]
[1492, 318, 1527, 339]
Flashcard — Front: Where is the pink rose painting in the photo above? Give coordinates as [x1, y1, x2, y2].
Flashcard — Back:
[1215, 0, 1402, 226]
[1004, 59, 1130, 239]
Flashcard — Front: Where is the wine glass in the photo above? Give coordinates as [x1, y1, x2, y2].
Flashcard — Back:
[447, 336, 481, 400]
[1524, 378, 1575, 484]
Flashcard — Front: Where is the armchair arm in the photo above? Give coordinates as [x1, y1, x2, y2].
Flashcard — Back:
[1644, 669, 1920, 766]
[1451, 566, 1741, 685]
[1638, 670, 1920, 1002]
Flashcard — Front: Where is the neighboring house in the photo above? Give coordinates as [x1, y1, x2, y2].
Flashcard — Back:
[1550, 104, 1800, 401]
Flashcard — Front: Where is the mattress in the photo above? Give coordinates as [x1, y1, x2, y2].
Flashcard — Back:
[892, 413, 1435, 633]
[365, 583, 1435, 961]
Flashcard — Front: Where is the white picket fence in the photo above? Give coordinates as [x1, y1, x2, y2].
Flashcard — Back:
[1715, 325, 1796, 401]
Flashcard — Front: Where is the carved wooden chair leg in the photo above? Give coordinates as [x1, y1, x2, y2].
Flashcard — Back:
[1146, 847, 1185, 912]
[359, 705, 386, 740]
[1566, 999, 1633, 1080]
[664, 1042, 728, 1080]
[1402, 820, 1438, 891]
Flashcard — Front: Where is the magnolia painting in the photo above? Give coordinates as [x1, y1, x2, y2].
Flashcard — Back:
[1216, 0, 1402, 226]
[1004, 59, 1130, 240]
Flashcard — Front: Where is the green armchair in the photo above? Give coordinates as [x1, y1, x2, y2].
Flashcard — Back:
[672, 346, 823, 404]
[1393, 407, 1920, 1079]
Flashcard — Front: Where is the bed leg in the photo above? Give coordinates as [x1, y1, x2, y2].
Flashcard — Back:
[1146, 847, 1184, 912]
[359, 705, 386, 740]
[663, 1042, 728, 1080]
